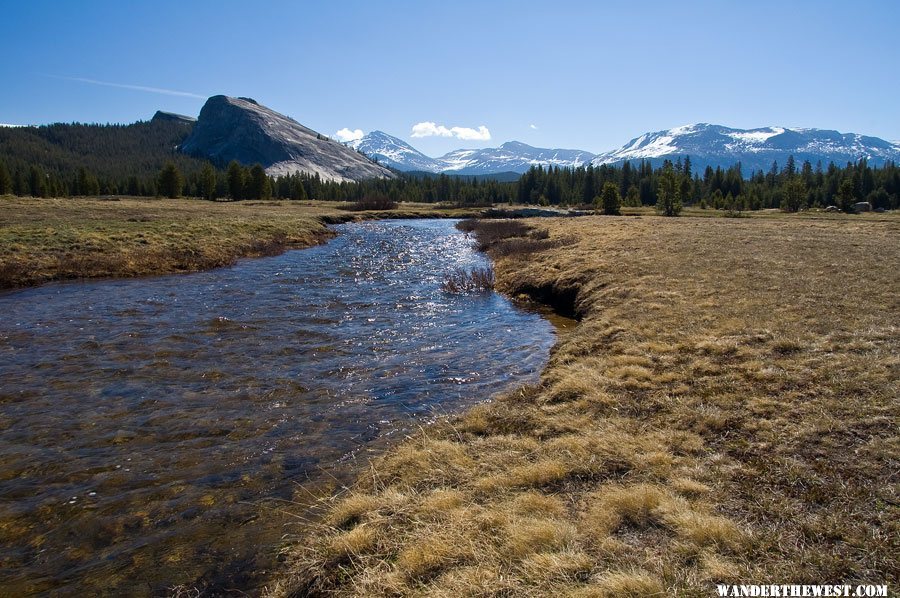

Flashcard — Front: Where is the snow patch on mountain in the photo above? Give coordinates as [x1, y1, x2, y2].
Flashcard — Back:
[592, 123, 900, 173]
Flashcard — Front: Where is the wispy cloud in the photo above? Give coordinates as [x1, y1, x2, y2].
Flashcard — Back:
[49, 75, 206, 99]
[529, 124, 538, 130]
[335, 127, 364, 142]
[411, 121, 491, 141]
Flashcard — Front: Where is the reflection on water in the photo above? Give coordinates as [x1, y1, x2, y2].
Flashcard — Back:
[0, 219, 555, 595]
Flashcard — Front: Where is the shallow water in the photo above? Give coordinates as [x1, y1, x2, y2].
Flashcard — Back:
[0, 219, 556, 595]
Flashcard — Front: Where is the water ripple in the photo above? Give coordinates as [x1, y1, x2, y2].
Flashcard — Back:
[0, 219, 555, 595]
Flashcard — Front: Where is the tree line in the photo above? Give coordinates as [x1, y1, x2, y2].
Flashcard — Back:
[514, 156, 899, 212]
[1, 117, 897, 212]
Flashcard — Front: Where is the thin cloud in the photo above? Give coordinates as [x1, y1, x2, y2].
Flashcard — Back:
[411, 121, 491, 141]
[49, 75, 206, 99]
[530, 124, 538, 130]
[335, 127, 364, 142]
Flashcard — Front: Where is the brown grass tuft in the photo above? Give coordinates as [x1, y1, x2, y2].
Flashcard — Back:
[577, 570, 667, 597]
[583, 484, 676, 535]
[504, 517, 577, 559]
[662, 510, 746, 552]
[326, 524, 378, 559]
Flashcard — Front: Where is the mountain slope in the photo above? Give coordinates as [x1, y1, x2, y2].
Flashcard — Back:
[438, 141, 595, 174]
[0, 119, 211, 186]
[592, 123, 900, 173]
[180, 96, 394, 182]
[347, 130, 444, 172]
[151, 111, 196, 125]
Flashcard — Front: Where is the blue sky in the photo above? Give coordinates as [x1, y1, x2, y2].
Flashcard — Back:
[3, 0, 898, 156]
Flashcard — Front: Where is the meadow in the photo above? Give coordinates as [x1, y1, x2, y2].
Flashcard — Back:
[272, 211, 898, 596]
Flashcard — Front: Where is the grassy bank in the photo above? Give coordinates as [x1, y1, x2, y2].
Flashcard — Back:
[0, 196, 481, 289]
[272, 212, 898, 596]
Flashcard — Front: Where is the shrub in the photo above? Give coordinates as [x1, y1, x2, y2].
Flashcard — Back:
[441, 267, 495, 293]
[349, 194, 397, 211]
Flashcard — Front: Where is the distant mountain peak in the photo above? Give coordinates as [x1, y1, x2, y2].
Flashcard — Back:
[346, 130, 444, 173]
[499, 140, 534, 150]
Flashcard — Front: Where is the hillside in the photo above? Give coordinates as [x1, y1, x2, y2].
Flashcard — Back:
[0, 118, 210, 195]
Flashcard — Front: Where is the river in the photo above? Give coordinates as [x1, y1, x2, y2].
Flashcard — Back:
[0, 219, 556, 595]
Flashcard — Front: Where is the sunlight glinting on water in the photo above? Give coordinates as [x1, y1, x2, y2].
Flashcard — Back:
[0, 219, 556, 594]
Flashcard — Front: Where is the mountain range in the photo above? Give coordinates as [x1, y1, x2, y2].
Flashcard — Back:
[171, 96, 900, 180]
[589, 123, 900, 173]
[347, 125, 900, 176]
[347, 133, 594, 175]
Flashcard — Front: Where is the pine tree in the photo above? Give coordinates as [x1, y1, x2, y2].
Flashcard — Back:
[29, 165, 47, 197]
[785, 155, 796, 178]
[227, 161, 244, 200]
[624, 185, 640, 207]
[291, 176, 308, 201]
[12, 169, 26, 196]
[597, 181, 621, 215]
[0, 160, 12, 195]
[246, 164, 271, 200]
[200, 163, 217, 200]
[836, 178, 857, 213]
[656, 163, 682, 216]
[157, 163, 183, 198]
[126, 176, 140, 196]
[781, 177, 806, 212]
[582, 167, 595, 205]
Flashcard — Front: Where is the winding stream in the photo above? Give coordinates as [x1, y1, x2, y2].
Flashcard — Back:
[0, 219, 556, 595]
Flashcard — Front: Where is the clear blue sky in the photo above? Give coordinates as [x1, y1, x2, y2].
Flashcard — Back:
[3, 0, 898, 156]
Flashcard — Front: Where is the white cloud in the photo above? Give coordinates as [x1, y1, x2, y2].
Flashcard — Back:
[411, 121, 453, 138]
[530, 124, 538, 130]
[335, 127, 364, 142]
[451, 125, 491, 141]
[411, 121, 491, 141]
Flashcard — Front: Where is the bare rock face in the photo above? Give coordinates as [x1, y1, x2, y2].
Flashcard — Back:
[179, 95, 394, 182]
[151, 110, 197, 125]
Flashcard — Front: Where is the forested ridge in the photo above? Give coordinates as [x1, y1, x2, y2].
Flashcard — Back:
[1, 121, 897, 212]
[0, 119, 212, 197]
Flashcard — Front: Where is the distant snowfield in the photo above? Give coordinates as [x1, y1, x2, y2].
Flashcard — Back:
[727, 127, 784, 143]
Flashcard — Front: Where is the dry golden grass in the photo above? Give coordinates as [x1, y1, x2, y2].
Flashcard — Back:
[0, 196, 482, 289]
[271, 211, 899, 596]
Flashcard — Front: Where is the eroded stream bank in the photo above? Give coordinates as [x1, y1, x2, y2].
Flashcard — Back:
[0, 219, 558, 595]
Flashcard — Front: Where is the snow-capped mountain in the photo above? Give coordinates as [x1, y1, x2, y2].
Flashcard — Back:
[347, 124, 900, 177]
[592, 123, 900, 173]
[346, 130, 445, 172]
[347, 132, 593, 174]
[438, 141, 595, 174]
